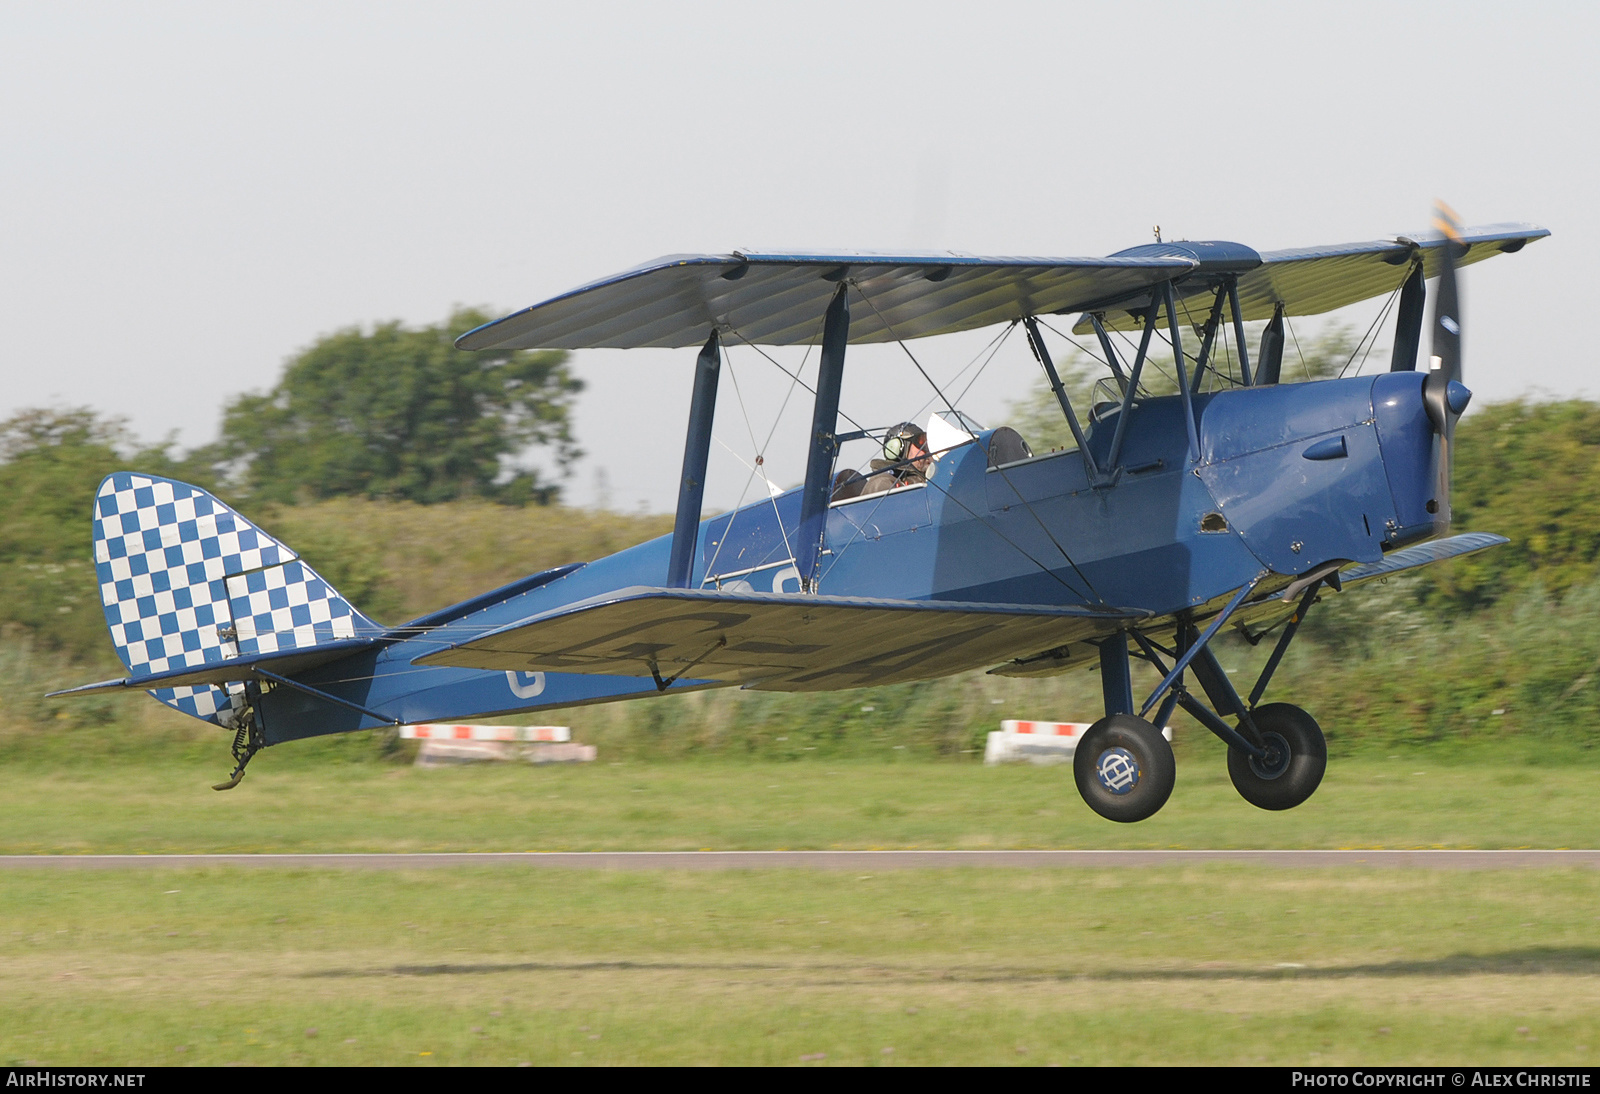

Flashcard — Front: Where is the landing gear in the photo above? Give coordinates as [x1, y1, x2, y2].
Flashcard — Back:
[1073, 714, 1175, 823]
[1088, 577, 1334, 822]
[1226, 702, 1326, 811]
[212, 684, 265, 792]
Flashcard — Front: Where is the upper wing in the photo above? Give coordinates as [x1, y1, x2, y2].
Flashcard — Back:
[455, 253, 1195, 351]
[1077, 223, 1548, 332]
[412, 585, 1142, 692]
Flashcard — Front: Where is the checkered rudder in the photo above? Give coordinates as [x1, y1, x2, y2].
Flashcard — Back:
[92, 473, 378, 726]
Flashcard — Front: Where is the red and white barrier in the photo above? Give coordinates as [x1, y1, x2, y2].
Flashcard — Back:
[985, 719, 1170, 765]
[399, 724, 594, 766]
[400, 723, 570, 742]
[1002, 719, 1092, 739]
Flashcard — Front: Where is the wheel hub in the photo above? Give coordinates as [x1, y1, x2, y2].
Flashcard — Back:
[1095, 747, 1141, 795]
[1247, 731, 1291, 780]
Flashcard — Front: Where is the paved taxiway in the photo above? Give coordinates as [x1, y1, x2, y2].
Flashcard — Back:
[1, 850, 1597, 869]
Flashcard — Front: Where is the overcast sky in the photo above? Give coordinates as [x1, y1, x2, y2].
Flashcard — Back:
[2, 1, 1592, 513]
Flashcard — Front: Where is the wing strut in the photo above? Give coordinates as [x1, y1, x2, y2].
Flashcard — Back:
[1138, 573, 1266, 720]
[1024, 317, 1104, 487]
[1087, 314, 1129, 393]
[796, 283, 850, 592]
[1226, 279, 1253, 386]
[1164, 282, 1201, 463]
[1188, 289, 1227, 392]
[1104, 294, 1160, 472]
[1389, 261, 1426, 372]
[1257, 302, 1286, 385]
[667, 332, 722, 588]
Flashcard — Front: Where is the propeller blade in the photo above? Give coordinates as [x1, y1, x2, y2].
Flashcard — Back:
[1423, 201, 1469, 536]
[1429, 200, 1464, 385]
[1431, 424, 1454, 535]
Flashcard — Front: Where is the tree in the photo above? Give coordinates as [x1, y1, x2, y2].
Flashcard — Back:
[0, 408, 205, 564]
[0, 409, 127, 567]
[1424, 399, 1600, 612]
[213, 309, 580, 506]
[0, 408, 201, 660]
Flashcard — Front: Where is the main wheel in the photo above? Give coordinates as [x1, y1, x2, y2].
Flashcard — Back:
[1227, 702, 1327, 811]
[1073, 714, 1176, 823]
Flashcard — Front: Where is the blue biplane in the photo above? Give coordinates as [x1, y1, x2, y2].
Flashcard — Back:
[55, 207, 1546, 821]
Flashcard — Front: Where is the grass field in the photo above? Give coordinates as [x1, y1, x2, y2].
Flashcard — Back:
[3, 753, 1598, 1065]
[2, 865, 1597, 1066]
[1, 752, 1598, 854]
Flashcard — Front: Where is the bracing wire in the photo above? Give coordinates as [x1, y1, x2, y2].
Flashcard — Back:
[1136, 321, 1191, 394]
[1215, 298, 1237, 391]
[852, 285, 963, 421]
[951, 320, 1019, 407]
[232, 336, 1133, 691]
[1034, 317, 1118, 375]
[713, 337, 809, 576]
[1286, 315, 1312, 381]
[726, 325, 870, 438]
[1175, 293, 1207, 391]
[1336, 283, 1403, 380]
[722, 343, 798, 497]
[903, 321, 1016, 436]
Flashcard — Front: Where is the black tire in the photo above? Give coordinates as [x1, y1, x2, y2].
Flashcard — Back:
[1227, 703, 1327, 811]
[1073, 714, 1176, 823]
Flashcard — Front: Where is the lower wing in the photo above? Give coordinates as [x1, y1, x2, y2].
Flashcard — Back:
[412, 586, 1142, 693]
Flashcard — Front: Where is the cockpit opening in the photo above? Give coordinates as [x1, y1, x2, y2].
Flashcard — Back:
[986, 427, 1033, 468]
[829, 412, 983, 503]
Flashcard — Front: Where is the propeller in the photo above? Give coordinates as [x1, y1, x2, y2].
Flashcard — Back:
[1422, 201, 1474, 536]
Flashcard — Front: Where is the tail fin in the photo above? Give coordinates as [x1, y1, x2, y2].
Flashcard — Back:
[92, 472, 378, 726]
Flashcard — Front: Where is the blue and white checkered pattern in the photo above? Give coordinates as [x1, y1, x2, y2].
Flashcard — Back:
[226, 558, 363, 655]
[92, 473, 375, 725]
[157, 681, 250, 727]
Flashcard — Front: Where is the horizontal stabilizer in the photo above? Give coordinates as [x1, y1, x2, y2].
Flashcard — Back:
[413, 586, 1142, 692]
[1339, 532, 1509, 586]
[46, 637, 380, 698]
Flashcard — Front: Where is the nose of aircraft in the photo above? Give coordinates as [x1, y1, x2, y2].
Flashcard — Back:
[1372, 371, 1436, 546]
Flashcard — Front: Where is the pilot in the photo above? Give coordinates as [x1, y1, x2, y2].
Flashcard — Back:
[860, 422, 931, 494]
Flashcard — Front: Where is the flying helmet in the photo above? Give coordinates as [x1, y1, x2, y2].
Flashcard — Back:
[882, 422, 927, 463]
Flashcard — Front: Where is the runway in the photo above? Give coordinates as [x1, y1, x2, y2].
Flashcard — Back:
[2, 850, 1598, 869]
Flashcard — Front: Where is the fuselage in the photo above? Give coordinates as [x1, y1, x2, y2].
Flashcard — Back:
[261, 371, 1436, 743]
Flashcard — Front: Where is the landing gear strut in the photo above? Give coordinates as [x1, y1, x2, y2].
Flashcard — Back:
[212, 683, 265, 792]
[1069, 573, 1335, 822]
[1226, 703, 1326, 811]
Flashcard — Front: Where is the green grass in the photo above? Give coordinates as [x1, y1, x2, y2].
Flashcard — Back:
[2, 866, 1597, 1065]
[4, 752, 1598, 1066]
[2, 752, 1598, 854]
